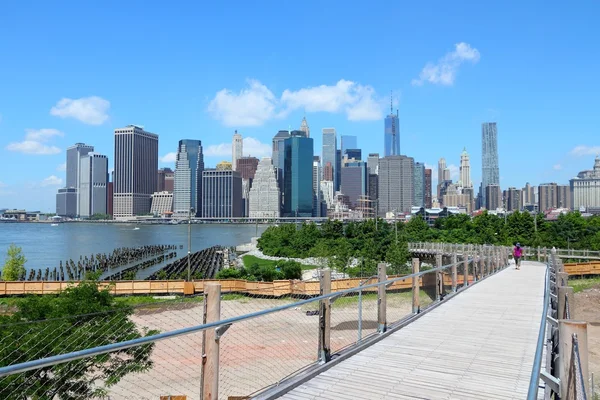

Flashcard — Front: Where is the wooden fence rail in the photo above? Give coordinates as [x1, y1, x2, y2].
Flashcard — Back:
[0, 262, 597, 297]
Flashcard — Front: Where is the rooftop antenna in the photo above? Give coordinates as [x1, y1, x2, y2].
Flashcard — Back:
[390, 90, 393, 114]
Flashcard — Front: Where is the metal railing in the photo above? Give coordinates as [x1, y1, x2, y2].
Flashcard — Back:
[527, 248, 592, 400]
[0, 243, 512, 399]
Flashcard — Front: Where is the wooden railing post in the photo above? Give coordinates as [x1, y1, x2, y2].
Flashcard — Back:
[557, 272, 569, 287]
[377, 263, 387, 333]
[478, 253, 484, 280]
[412, 258, 420, 313]
[462, 254, 468, 287]
[537, 246, 541, 262]
[558, 320, 590, 399]
[435, 254, 442, 301]
[451, 254, 457, 292]
[318, 269, 331, 362]
[202, 283, 222, 400]
[557, 286, 575, 320]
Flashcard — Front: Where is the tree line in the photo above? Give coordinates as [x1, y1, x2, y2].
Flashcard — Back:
[257, 211, 600, 277]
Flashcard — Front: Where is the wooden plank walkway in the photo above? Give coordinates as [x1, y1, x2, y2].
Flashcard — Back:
[276, 261, 546, 400]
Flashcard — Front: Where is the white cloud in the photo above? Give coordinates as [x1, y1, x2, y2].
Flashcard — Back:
[205, 137, 271, 158]
[0, 182, 6, 188]
[57, 163, 67, 171]
[553, 164, 562, 171]
[50, 96, 110, 125]
[160, 152, 177, 163]
[207, 80, 278, 127]
[6, 141, 61, 155]
[208, 79, 384, 126]
[25, 128, 63, 141]
[41, 175, 63, 187]
[412, 42, 480, 86]
[569, 145, 600, 157]
[242, 137, 271, 158]
[447, 164, 460, 181]
[6, 128, 63, 155]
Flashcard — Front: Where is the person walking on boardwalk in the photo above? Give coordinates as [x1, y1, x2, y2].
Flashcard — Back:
[513, 243, 523, 270]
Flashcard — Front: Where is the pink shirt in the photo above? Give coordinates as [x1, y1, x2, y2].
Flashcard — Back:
[514, 247, 522, 257]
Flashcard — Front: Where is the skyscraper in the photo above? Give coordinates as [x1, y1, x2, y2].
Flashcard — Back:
[506, 187, 522, 211]
[313, 156, 322, 217]
[249, 158, 280, 218]
[341, 135, 357, 155]
[79, 153, 108, 218]
[485, 184, 501, 211]
[344, 149, 361, 161]
[283, 131, 314, 217]
[173, 140, 204, 217]
[378, 156, 414, 215]
[437, 158, 446, 199]
[157, 167, 174, 192]
[232, 130, 243, 171]
[424, 169, 432, 209]
[460, 148, 472, 188]
[272, 130, 290, 199]
[336, 149, 342, 192]
[482, 122, 500, 208]
[414, 162, 425, 208]
[367, 153, 379, 175]
[113, 125, 159, 219]
[571, 156, 600, 210]
[67, 142, 95, 216]
[322, 128, 337, 188]
[202, 169, 243, 218]
[341, 160, 368, 209]
[237, 157, 259, 180]
[384, 100, 400, 156]
[300, 116, 310, 138]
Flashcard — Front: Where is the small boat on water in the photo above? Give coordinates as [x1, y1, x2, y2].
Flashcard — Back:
[51, 223, 59, 227]
[133, 227, 140, 230]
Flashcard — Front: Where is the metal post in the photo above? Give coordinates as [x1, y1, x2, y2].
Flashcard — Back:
[202, 283, 221, 400]
[451, 254, 457, 292]
[558, 320, 590, 399]
[435, 254, 442, 300]
[478, 253, 484, 281]
[557, 286, 574, 320]
[537, 246, 541, 262]
[412, 258, 420, 313]
[318, 269, 331, 363]
[377, 263, 387, 333]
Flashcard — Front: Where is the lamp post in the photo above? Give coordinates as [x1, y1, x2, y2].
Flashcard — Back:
[187, 207, 195, 282]
[393, 209, 398, 245]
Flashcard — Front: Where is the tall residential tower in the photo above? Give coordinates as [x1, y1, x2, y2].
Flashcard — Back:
[232, 130, 243, 171]
[482, 122, 500, 208]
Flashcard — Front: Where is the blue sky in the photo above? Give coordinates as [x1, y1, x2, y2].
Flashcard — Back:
[1, 1, 599, 212]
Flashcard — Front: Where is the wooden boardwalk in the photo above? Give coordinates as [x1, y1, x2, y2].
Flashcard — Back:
[276, 261, 546, 400]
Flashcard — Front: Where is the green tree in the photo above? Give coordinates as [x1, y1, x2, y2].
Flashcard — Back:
[2, 244, 26, 281]
[385, 241, 410, 274]
[0, 280, 158, 399]
[216, 268, 244, 279]
[279, 260, 302, 280]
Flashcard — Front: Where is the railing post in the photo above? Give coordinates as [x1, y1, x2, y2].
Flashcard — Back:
[558, 320, 590, 399]
[537, 246, 541, 262]
[557, 272, 569, 287]
[202, 283, 222, 400]
[557, 286, 574, 320]
[377, 263, 386, 333]
[478, 253, 484, 280]
[412, 258, 420, 313]
[318, 268, 331, 363]
[451, 254, 457, 292]
[463, 254, 468, 287]
[435, 254, 442, 301]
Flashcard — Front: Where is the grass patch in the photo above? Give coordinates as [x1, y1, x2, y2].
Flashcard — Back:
[242, 255, 320, 271]
[114, 295, 204, 307]
[570, 276, 600, 293]
[222, 293, 246, 301]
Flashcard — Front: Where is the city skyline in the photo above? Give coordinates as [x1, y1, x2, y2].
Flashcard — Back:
[1, 2, 600, 211]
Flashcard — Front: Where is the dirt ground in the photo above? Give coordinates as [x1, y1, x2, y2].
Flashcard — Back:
[575, 286, 600, 396]
[107, 293, 416, 400]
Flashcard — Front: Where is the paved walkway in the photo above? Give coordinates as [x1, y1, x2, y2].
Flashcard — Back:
[277, 261, 546, 400]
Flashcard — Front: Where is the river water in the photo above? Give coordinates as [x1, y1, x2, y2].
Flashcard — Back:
[0, 223, 268, 277]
